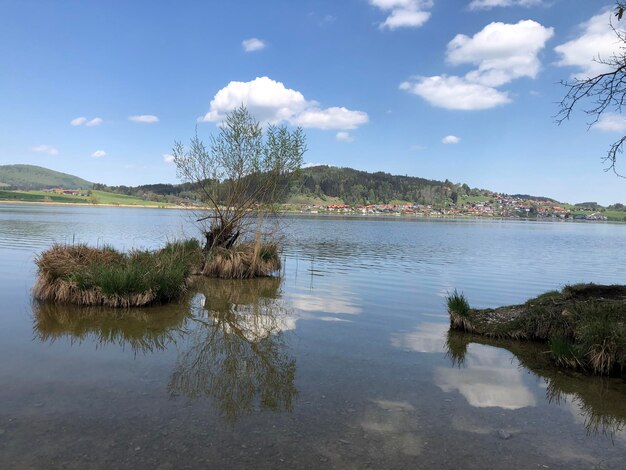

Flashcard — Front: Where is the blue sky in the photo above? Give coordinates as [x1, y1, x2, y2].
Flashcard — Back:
[1, 0, 626, 205]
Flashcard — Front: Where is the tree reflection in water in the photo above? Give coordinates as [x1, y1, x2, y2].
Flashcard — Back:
[168, 278, 297, 422]
[32, 277, 298, 423]
[445, 331, 626, 440]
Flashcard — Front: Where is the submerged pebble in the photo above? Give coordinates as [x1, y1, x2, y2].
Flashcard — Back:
[497, 429, 512, 440]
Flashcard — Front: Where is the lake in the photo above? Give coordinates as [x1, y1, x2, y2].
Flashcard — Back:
[1, 203, 625, 469]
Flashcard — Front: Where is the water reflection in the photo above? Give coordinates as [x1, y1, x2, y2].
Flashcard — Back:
[33, 277, 298, 423]
[446, 331, 626, 440]
[169, 278, 298, 422]
[32, 301, 187, 353]
[435, 345, 537, 410]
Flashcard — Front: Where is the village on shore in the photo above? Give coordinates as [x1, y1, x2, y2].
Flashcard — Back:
[10, 187, 615, 221]
[291, 193, 611, 221]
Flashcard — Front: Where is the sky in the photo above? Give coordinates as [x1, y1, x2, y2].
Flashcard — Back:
[1, 0, 626, 205]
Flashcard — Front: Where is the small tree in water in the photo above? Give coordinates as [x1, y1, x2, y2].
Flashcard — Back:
[173, 106, 306, 252]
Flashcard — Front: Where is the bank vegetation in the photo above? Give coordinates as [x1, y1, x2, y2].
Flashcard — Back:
[447, 284, 626, 376]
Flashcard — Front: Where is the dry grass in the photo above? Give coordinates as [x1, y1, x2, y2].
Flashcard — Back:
[33, 239, 201, 307]
[201, 242, 281, 279]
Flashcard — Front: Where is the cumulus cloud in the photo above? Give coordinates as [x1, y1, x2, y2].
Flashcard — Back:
[447, 20, 554, 87]
[91, 150, 106, 158]
[199, 76, 368, 130]
[469, 0, 542, 10]
[401, 20, 552, 110]
[85, 117, 103, 127]
[295, 107, 368, 130]
[555, 9, 624, 78]
[336, 131, 354, 142]
[400, 76, 510, 110]
[442, 135, 460, 144]
[370, 0, 433, 30]
[129, 114, 159, 123]
[163, 153, 175, 163]
[31, 144, 59, 155]
[70, 116, 87, 126]
[242, 37, 266, 52]
[593, 113, 626, 132]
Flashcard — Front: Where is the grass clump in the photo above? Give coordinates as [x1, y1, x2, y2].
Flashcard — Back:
[447, 290, 474, 332]
[201, 242, 281, 279]
[446, 283, 626, 375]
[33, 239, 202, 307]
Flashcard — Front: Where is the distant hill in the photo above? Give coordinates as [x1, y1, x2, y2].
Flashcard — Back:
[296, 165, 463, 205]
[99, 165, 491, 206]
[0, 164, 93, 189]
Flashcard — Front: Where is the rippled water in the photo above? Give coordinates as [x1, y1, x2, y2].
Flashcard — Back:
[1, 203, 625, 469]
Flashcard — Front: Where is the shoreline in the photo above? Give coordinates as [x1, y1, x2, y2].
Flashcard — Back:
[1, 199, 624, 224]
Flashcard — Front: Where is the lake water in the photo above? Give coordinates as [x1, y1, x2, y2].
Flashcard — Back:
[1, 203, 625, 469]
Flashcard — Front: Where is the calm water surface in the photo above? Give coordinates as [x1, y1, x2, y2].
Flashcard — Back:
[1, 203, 625, 469]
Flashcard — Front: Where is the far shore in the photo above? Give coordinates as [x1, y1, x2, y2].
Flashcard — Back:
[1, 199, 624, 224]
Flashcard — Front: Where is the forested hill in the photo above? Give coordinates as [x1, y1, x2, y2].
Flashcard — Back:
[296, 165, 475, 205]
[99, 165, 490, 206]
[0, 165, 93, 189]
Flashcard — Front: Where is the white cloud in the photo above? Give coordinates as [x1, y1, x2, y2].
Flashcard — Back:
[242, 37, 266, 52]
[593, 113, 626, 132]
[290, 292, 361, 315]
[295, 107, 368, 130]
[442, 135, 460, 144]
[85, 117, 103, 127]
[199, 76, 368, 130]
[71, 116, 104, 126]
[129, 114, 159, 123]
[469, 0, 543, 10]
[336, 131, 354, 142]
[91, 150, 106, 158]
[31, 144, 59, 156]
[163, 153, 175, 163]
[400, 76, 511, 110]
[435, 344, 537, 410]
[70, 116, 87, 126]
[370, 0, 433, 30]
[447, 20, 554, 87]
[401, 20, 552, 110]
[391, 322, 448, 353]
[555, 9, 624, 78]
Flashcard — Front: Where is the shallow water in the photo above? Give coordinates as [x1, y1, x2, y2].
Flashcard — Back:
[1, 204, 625, 469]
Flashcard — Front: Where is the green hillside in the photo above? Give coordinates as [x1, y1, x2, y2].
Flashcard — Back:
[99, 165, 486, 207]
[0, 164, 93, 189]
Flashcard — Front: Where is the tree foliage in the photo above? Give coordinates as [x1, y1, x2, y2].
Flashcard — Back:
[557, 2, 626, 176]
[172, 106, 306, 250]
[298, 165, 460, 205]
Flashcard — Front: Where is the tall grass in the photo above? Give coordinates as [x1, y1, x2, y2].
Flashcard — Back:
[33, 239, 202, 307]
[446, 290, 474, 332]
[573, 302, 626, 375]
[202, 242, 281, 279]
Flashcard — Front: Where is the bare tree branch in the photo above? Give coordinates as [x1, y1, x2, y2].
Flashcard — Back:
[557, 3, 626, 177]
